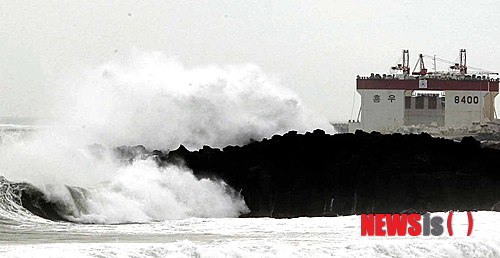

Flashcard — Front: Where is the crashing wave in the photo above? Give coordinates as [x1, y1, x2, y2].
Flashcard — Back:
[0, 176, 65, 223]
[0, 53, 328, 224]
[0, 155, 249, 224]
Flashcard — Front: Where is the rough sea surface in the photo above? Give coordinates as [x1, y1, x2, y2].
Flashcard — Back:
[0, 211, 498, 258]
[1, 112, 499, 257]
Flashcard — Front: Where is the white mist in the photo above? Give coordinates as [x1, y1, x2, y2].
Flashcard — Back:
[0, 51, 329, 223]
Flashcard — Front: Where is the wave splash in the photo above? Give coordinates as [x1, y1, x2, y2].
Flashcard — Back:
[0, 157, 248, 224]
[63, 159, 249, 224]
[0, 52, 328, 224]
[56, 51, 328, 150]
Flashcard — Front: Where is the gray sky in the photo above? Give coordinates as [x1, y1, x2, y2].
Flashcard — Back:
[1, 0, 500, 122]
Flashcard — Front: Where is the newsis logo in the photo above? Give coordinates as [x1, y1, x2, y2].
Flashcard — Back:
[360, 211, 473, 236]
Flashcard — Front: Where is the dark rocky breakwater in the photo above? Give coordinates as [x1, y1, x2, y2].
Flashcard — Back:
[14, 130, 500, 221]
[158, 130, 500, 218]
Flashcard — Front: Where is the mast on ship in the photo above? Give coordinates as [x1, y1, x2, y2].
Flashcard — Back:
[348, 49, 500, 134]
[450, 49, 467, 75]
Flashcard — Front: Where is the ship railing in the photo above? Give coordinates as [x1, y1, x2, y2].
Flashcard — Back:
[357, 74, 499, 82]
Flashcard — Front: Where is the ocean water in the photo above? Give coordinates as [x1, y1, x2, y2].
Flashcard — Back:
[1, 58, 498, 257]
[0, 211, 498, 258]
[1, 126, 500, 258]
[1, 123, 500, 257]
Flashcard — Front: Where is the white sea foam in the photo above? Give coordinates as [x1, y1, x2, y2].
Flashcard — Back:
[0, 128, 249, 223]
[0, 51, 328, 224]
[0, 212, 498, 258]
[65, 159, 248, 224]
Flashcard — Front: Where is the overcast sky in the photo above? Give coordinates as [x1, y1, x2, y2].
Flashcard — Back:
[1, 0, 500, 122]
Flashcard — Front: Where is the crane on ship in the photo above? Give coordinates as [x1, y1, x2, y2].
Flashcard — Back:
[390, 49, 498, 78]
[347, 48, 500, 134]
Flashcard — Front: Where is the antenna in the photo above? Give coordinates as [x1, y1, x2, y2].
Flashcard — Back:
[433, 55, 437, 73]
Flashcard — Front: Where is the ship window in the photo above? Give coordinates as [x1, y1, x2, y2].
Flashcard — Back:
[405, 97, 411, 109]
[415, 96, 424, 109]
[428, 97, 437, 109]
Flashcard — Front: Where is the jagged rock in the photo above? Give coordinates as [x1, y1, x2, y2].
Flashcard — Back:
[155, 130, 500, 217]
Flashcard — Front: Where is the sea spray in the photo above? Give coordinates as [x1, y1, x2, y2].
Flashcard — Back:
[54, 51, 329, 150]
[0, 51, 327, 223]
[0, 144, 249, 223]
[66, 159, 249, 224]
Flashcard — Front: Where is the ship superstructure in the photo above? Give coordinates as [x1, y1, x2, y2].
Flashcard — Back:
[347, 49, 499, 133]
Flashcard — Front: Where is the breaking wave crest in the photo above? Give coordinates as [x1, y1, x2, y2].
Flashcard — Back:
[0, 158, 248, 224]
[0, 177, 50, 224]
[0, 52, 325, 223]
[62, 159, 249, 224]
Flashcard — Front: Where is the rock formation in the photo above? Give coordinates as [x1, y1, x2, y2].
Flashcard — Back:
[160, 130, 500, 217]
